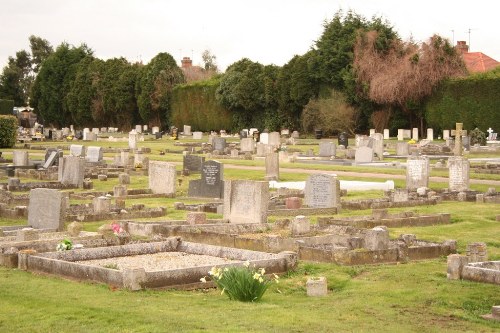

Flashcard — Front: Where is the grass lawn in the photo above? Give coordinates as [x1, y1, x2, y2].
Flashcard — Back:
[1, 138, 499, 332]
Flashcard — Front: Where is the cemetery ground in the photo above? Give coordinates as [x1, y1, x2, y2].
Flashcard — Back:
[0, 136, 499, 332]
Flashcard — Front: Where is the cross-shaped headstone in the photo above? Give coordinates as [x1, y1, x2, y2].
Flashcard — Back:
[487, 127, 494, 140]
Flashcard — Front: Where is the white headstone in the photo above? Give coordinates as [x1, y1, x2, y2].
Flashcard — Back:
[183, 125, 192, 135]
[406, 156, 429, 190]
[260, 133, 269, 144]
[355, 146, 373, 163]
[148, 161, 176, 195]
[383, 129, 390, 140]
[129, 130, 138, 150]
[443, 130, 450, 140]
[412, 128, 419, 141]
[304, 174, 340, 209]
[427, 128, 434, 141]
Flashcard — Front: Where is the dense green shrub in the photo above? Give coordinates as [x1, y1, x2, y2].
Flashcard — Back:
[170, 77, 232, 131]
[0, 115, 18, 147]
[0, 99, 14, 115]
[425, 68, 500, 132]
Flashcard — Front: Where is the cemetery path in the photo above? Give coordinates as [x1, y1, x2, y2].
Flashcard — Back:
[222, 164, 500, 186]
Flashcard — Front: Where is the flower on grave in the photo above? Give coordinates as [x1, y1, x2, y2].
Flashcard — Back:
[202, 262, 280, 302]
[111, 223, 124, 234]
[56, 239, 73, 251]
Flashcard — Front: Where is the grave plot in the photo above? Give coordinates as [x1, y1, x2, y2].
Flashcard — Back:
[20, 237, 297, 290]
[447, 243, 500, 285]
[0, 227, 112, 268]
[317, 209, 451, 228]
[299, 228, 457, 266]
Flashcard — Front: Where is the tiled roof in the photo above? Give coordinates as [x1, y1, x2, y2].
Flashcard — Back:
[462, 52, 499, 73]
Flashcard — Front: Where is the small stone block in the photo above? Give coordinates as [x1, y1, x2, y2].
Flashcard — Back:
[447, 254, 468, 280]
[306, 277, 328, 297]
[285, 197, 302, 209]
[67, 221, 83, 237]
[123, 267, 146, 291]
[476, 194, 484, 203]
[119, 173, 130, 185]
[186, 212, 207, 225]
[98, 174, 108, 181]
[18, 249, 37, 270]
[291, 215, 310, 236]
[16, 228, 39, 242]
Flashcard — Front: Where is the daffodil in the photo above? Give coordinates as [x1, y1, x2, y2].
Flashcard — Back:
[253, 272, 261, 280]
[243, 261, 250, 268]
[259, 268, 265, 275]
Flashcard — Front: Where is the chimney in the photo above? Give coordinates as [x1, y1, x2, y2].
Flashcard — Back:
[181, 57, 192, 68]
[456, 41, 469, 54]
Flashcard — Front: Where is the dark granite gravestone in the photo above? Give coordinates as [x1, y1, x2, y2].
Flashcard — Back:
[338, 132, 348, 147]
[188, 160, 224, 198]
[183, 154, 205, 173]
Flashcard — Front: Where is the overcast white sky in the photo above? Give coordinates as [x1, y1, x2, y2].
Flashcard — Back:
[1, 0, 499, 71]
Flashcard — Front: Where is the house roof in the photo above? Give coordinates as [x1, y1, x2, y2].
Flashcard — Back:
[462, 52, 499, 73]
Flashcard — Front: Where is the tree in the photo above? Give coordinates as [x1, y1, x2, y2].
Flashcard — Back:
[31, 42, 92, 126]
[136, 52, 184, 127]
[29, 35, 54, 73]
[201, 49, 218, 72]
[354, 32, 466, 130]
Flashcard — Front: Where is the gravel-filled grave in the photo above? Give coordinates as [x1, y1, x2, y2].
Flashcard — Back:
[75, 252, 241, 272]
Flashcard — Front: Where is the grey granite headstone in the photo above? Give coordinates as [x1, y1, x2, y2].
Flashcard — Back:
[265, 152, 279, 181]
[223, 180, 268, 224]
[43, 151, 58, 169]
[28, 188, 67, 231]
[319, 141, 336, 157]
[69, 145, 85, 157]
[188, 160, 224, 198]
[183, 154, 205, 173]
[213, 137, 226, 151]
[406, 156, 429, 190]
[193, 131, 203, 140]
[304, 174, 340, 209]
[240, 138, 255, 153]
[85, 146, 103, 162]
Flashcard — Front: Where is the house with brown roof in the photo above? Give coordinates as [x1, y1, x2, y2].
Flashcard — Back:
[456, 41, 499, 73]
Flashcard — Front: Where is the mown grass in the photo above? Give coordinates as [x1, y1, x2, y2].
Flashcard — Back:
[1, 137, 500, 332]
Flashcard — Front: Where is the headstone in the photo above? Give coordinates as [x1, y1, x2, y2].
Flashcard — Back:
[43, 151, 58, 169]
[13, 151, 29, 166]
[188, 160, 224, 198]
[370, 133, 384, 160]
[454, 123, 463, 156]
[306, 277, 328, 297]
[369, 129, 376, 136]
[118, 173, 130, 185]
[443, 130, 450, 140]
[69, 145, 85, 157]
[240, 138, 255, 153]
[392, 189, 409, 202]
[406, 156, 429, 190]
[448, 156, 469, 191]
[265, 152, 279, 181]
[114, 184, 127, 198]
[93, 196, 111, 213]
[383, 129, 390, 140]
[291, 131, 300, 139]
[223, 180, 268, 224]
[135, 125, 142, 133]
[462, 135, 470, 151]
[148, 161, 176, 195]
[183, 154, 205, 173]
[58, 156, 85, 187]
[304, 174, 340, 208]
[120, 150, 131, 167]
[213, 137, 226, 151]
[281, 129, 290, 136]
[319, 141, 336, 157]
[143, 125, 148, 132]
[152, 126, 160, 134]
[183, 125, 192, 135]
[355, 146, 374, 163]
[186, 212, 207, 225]
[193, 131, 203, 140]
[86, 146, 103, 163]
[268, 132, 280, 146]
[134, 151, 145, 168]
[466, 242, 487, 262]
[403, 129, 412, 139]
[338, 132, 348, 147]
[28, 188, 67, 231]
[230, 149, 239, 158]
[249, 128, 258, 136]
[285, 197, 302, 209]
[427, 128, 434, 141]
[129, 130, 138, 150]
[256, 143, 274, 157]
[397, 129, 404, 141]
[260, 133, 269, 144]
[396, 142, 410, 156]
[412, 128, 419, 141]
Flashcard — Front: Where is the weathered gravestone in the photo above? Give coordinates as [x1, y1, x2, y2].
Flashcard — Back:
[13, 151, 29, 166]
[240, 138, 255, 153]
[355, 146, 374, 163]
[370, 133, 384, 160]
[259, 133, 269, 144]
[193, 131, 203, 140]
[212, 137, 226, 151]
[256, 143, 274, 157]
[427, 128, 434, 141]
[44, 148, 63, 168]
[448, 156, 470, 191]
[265, 152, 279, 181]
[319, 141, 336, 157]
[268, 132, 280, 146]
[443, 130, 450, 140]
[58, 156, 85, 187]
[383, 129, 390, 140]
[396, 142, 410, 156]
[412, 128, 419, 141]
[129, 130, 138, 150]
[183, 154, 205, 173]
[69, 145, 85, 157]
[223, 180, 268, 224]
[188, 160, 224, 198]
[135, 125, 142, 133]
[397, 129, 404, 141]
[86, 146, 103, 163]
[304, 174, 340, 208]
[28, 188, 67, 231]
[391, 188, 409, 202]
[183, 125, 192, 135]
[93, 196, 111, 213]
[406, 156, 429, 190]
[148, 161, 176, 195]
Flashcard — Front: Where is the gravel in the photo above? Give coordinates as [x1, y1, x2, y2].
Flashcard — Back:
[75, 252, 241, 272]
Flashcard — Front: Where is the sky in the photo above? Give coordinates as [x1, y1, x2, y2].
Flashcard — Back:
[1, 0, 499, 71]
